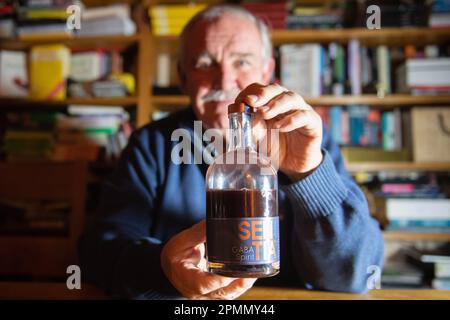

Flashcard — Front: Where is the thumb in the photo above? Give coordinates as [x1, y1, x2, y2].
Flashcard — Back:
[178, 220, 206, 250]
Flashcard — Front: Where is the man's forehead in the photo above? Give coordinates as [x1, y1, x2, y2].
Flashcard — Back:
[187, 15, 262, 57]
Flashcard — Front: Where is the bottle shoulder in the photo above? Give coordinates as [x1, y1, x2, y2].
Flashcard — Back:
[206, 148, 278, 190]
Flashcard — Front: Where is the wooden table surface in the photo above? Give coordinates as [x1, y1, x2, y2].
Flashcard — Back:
[0, 282, 449, 300]
[239, 286, 450, 300]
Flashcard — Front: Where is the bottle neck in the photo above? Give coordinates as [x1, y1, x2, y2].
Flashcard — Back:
[228, 112, 255, 151]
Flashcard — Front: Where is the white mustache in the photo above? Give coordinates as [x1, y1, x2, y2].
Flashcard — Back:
[202, 89, 240, 103]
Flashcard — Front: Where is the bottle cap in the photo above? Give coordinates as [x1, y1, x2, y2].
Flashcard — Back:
[228, 102, 254, 114]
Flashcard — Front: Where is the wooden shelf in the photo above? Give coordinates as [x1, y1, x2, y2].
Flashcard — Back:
[347, 162, 450, 172]
[151, 95, 189, 106]
[0, 34, 142, 50]
[151, 94, 450, 107]
[383, 232, 450, 241]
[307, 95, 450, 106]
[271, 28, 450, 46]
[155, 28, 450, 46]
[0, 97, 138, 107]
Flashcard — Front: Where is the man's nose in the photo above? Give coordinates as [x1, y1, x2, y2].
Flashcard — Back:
[215, 63, 238, 91]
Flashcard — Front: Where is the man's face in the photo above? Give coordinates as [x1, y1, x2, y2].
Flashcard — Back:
[179, 14, 275, 130]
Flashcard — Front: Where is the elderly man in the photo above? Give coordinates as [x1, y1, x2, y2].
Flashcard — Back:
[79, 5, 384, 300]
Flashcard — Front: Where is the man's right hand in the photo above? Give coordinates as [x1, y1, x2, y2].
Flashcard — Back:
[161, 220, 257, 299]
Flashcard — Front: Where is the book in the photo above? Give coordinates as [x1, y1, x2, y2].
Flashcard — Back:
[329, 106, 343, 144]
[67, 105, 127, 117]
[348, 105, 369, 145]
[0, 50, 28, 97]
[405, 58, 450, 87]
[348, 40, 362, 95]
[17, 7, 70, 20]
[149, 4, 206, 20]
[81, 3, 130, 20]
[382, 250, 424, 288]
[70, 49, 108, 82]
[149, 4, 206, 36]
[381, 112, 395, 150]
[30, 44, 70, 100]
[0, 18, 15, 38]
[280, 44, 322, 97]
[76, 16, 136, 36]
[430, 13, 450, 28]
[384, 198, 450, 222]
[329, 42, 345, 95]
[432, 278, 450, 290]
[376, 46, 391, 96]
[435, 262, 450, 278]
[56, 114, 121, 133]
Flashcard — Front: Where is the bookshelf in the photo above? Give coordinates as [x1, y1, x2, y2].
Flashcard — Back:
[0, 96, 138, 107]
[0, 34, 142, 50]
[150, 94, 450, 107]
[0, 0, 152, 281]
[0, 1, 152, 127]
[144, 2, 450, 247]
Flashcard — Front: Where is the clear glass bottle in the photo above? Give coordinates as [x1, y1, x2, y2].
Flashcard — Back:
[206, 102, 280, 278]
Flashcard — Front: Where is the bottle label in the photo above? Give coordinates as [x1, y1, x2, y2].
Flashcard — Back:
[206, 217, 280, 265]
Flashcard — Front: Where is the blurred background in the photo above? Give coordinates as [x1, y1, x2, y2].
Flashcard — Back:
[0, 0, 449, 294]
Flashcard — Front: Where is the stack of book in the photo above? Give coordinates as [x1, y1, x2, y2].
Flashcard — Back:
[242, 1, 287, 29]
[2, 107, 132, 163]
[0, 0, 15, 38]
[149, 3, 206, 36]
[68, 48, 134, 98]
[398, 58, 450, 96]
[429, 0, 450, 28]
[77, 3, 136, 37]
[382, 248, 425, 288]
[54, 106, 132, 162]
[286, 1, 345, 29]
[373, 173, 450, 233]
[16, 0, 79, 40]
[406, 245, 450, 290]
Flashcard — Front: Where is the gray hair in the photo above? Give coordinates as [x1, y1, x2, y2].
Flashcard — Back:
[178, 4, 273, 71]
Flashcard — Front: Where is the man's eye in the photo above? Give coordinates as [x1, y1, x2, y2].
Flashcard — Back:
[235, 59, 251, 68]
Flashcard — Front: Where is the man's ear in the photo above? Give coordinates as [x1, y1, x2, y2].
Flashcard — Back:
[262, 57, 276, 85]
[177, 62, 187, 94]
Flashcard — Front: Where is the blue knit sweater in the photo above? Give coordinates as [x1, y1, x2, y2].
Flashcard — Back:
[79, 107, 384, 299]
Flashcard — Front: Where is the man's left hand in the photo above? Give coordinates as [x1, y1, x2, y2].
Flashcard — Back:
[235, 83, 323, 181]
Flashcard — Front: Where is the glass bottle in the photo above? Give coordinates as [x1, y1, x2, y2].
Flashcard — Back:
[206, 102, 279, 278]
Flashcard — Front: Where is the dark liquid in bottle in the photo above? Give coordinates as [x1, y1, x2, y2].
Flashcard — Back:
[206, 189, 279, 278]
